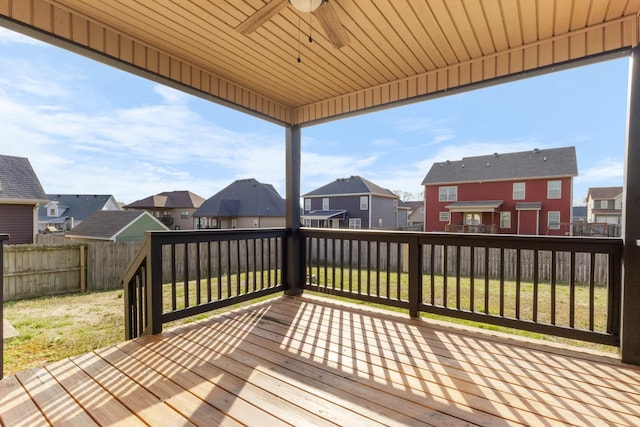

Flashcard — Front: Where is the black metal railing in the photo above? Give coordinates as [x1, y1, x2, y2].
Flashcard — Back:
[1, 234, 8, 379]
[123, 228, 287, 339]
[303, 229, 622, 346]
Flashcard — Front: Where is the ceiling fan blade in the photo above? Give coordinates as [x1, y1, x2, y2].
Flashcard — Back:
[236, 0, 289, 34]
[312, 1, 350, 48]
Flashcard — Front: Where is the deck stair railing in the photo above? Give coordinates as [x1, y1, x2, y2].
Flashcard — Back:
[122, 228, 287, 339]
[303, 229, 623, 346]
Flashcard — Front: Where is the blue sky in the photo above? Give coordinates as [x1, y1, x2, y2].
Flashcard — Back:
[0, 27, 627, 205]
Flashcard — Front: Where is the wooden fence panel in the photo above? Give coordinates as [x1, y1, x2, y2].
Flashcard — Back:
[2, 244, 84, 301]
[86, 242, 143, 291]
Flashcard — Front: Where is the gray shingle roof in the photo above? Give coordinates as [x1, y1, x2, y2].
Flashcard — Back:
[0, 155, 47, 201]
[124, 191, 205, 209]
[303, 175, 397, 198]
[587, 186, 622, 200]
[193, 178, 285, 218]
[66, 210, 157, 239]
[38, 194, 118, 222]
[421, 147, 578, 185]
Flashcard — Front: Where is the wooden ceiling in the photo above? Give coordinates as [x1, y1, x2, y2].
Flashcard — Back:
[0, 1, 638, 126]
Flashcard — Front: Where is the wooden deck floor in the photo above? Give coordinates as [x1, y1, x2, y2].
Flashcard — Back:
[2, 295, 640, 426]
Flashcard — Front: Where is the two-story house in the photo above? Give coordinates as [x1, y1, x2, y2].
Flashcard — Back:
[193, 178, 285, 229]
[400, 200, 425, 230]
[38, 194, 121, 232]
[302, 176, 406, 229]
[0, 155, 48, 244]
[124, 190, 205, 230]
[422, 147, 578, 235]
[586, 186, 622, 225]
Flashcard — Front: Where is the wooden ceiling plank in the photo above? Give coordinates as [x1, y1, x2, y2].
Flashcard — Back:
[461, 0, 498, 56]
[444, 0, 484, 58]
[428, 0, 472, 62]
[373, 1, 437, 72]
[500, 1, 524, 48]
[519, 0, 539, 44]
[480, 0, 510, 51]
[537, 0, 555, 40]
[410, 0, 460, 65]
[587, 0, 610, 26]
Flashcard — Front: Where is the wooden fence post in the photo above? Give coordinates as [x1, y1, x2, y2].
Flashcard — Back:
[80, 244, 86, 292]
[408, 236, 421, 318]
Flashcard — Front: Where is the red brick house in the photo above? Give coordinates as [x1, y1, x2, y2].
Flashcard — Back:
[421, 147, 578, 235]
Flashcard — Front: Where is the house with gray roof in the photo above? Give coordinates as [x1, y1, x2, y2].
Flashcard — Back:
[65, 210, 168, 242]
[582, 186, 622, 237]
[193, 178, 285, 229]
[302, 176, 405, 229]
[124, 190, 205, 230]
[422, 147, 578, 235]
[0, 155, 48, 244]
[38, 194, 121, 233]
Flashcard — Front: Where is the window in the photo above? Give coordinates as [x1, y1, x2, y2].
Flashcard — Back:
[348, 218, 361, 229]
[378, 218, 383, 227]
[439, 186, 457, 202]
[419, 207, 425, 215]
[48, 207, 56, 216]
[322, 198, 329, 210]
[500, 212, 511, 228]
[304, 198, 311, 211]
[513, 182, 525, 200]
[547, 181, 561, 199]
[231, 219, 237, 229]
[464, 213, 481, 225]
[180, 211, 190, 219]
[360, 196, 368, 210]
[548, 211, 560, 229]
[304, 218, 311, 227]
[439, 211, 449, 222]
[253, 219, 258, 227]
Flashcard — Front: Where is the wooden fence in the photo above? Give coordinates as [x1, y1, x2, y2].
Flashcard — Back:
[3, 239, 142, 301]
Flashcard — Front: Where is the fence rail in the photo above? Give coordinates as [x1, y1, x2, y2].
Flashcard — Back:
[123, 229, 287, 339]
[303, 229, 623, 346]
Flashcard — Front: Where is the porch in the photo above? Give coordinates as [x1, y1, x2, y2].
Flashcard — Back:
[2, 294, 640, 426]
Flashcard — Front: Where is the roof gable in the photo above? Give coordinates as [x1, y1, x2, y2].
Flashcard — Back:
[303, 176, 397, 198]
[124, 191, 205, 209]
[587, 186, 623, 200]
[66, 210, 167, 239]
[422, 147, 578, 185]
[0, 155, 47, 202]
[193, 178, 285, 218]
[39, 194, 119, 221]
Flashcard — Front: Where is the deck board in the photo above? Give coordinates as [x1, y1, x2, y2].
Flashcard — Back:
[2, 295, 640, 426]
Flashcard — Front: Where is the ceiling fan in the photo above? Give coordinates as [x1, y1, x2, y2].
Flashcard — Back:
[236, 0, 350, 49]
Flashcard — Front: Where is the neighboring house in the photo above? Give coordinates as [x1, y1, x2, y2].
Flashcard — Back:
[38, 194, 121, 232]
[586, 186, 623, 225]
[302, 176, 405, 230]
[65, 211, 168, 242]
[0, 155, 48, 244]
[193, 178, 286, 229]
[124, 190, 205, 230]
[401, 200, 425, 229]
[422, 147, 578, 235]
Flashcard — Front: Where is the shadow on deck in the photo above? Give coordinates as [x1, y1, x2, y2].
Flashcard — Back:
[2, 295, 640, 426]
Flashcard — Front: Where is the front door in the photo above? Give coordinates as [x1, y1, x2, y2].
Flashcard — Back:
[518, 210, 539, 235]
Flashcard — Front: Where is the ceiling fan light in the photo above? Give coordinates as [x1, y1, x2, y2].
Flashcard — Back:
[290, 0, 323, 13]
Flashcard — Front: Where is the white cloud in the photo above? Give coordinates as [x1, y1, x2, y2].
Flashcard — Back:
[575, 158, 623, 184]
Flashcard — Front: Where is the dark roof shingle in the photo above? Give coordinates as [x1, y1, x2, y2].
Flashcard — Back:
[38, 194, 118, 221]
[193, 178, 285, 218]
[587, 186, 623, 200]
[303, 176, 397, 198]
[124, 191, 205, 209]
[66, 211, 150, 239]
[421, 147, 578, 185]
[0, 155, 47, 201]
